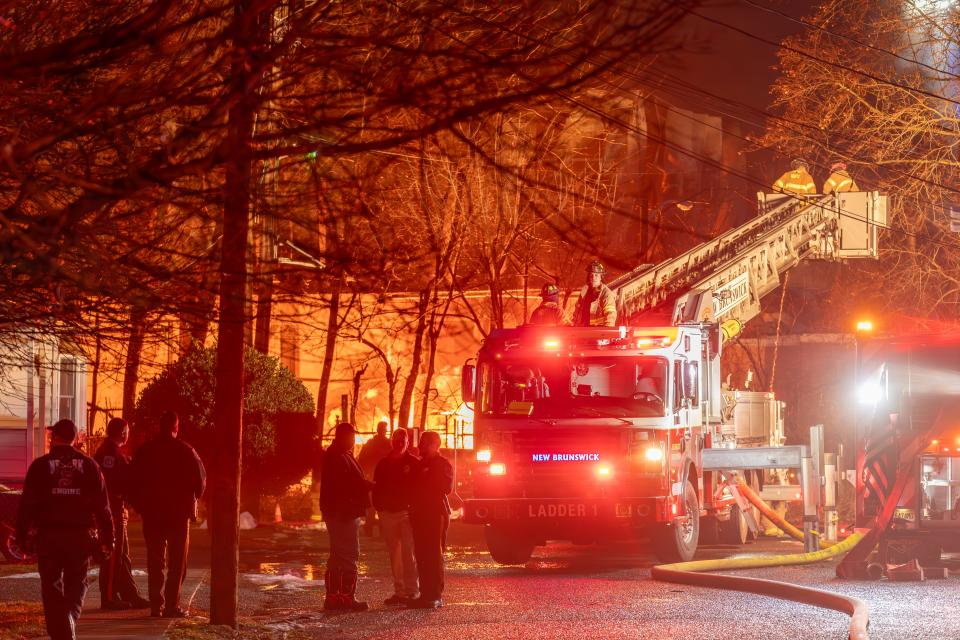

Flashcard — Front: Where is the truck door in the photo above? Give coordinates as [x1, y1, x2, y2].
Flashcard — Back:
[673, 359, 700, 428]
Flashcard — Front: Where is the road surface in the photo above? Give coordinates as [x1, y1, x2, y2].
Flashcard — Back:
[2, 521, 959, 638]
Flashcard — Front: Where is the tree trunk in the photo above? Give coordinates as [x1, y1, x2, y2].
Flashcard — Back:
[361, 338, 397, 428]
[350, 364, 366, 425]
[417, 332, 437, 431]
[387, 370, 397, 429]
[121, 307, 148, 423]
[315, 274, 343, 437]
[417, 285, 455, 431]
[398, 289, 429, 429]
[89, 314, 102, 434]
[253, 278, 273, 354]
[209, 0, 257, 626]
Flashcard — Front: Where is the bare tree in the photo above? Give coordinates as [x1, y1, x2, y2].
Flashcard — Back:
[763, 0, 960, 320]
[2, 0, 696, 627]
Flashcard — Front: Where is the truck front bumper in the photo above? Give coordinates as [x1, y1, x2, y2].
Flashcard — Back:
[462, 496, 669, 526]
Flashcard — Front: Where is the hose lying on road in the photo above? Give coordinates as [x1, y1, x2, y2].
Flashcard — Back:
[652, 483, 869, 640]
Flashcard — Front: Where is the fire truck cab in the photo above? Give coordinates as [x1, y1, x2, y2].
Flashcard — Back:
[461, 322, 732, 563]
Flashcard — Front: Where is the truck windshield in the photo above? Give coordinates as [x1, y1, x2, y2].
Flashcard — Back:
[480, 356, 668, 419]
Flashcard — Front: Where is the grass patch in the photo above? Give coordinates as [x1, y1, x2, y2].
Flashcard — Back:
[0, 601, 45, 640]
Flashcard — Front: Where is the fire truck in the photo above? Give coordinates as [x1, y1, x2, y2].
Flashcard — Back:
[840, 332, 960, 575]
[460, 191, 887, 563]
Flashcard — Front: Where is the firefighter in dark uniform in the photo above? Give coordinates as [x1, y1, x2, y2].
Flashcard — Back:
[15, 419, 113, 640]
[407, 430, 453, 609]
[129, 411, 206, 618]
[94, 418, 150, 610]
[529, 283, 568, 325]
[320, 421, 373, 611]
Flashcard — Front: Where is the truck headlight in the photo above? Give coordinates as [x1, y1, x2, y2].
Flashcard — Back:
[644, 447, 664, 462]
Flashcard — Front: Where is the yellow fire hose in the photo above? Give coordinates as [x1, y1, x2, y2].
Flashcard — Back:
[652, 480, 869, 640]
[734, 479, 835, 547]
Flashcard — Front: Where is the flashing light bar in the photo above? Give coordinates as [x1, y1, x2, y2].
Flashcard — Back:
[596, 463, 613, 478]
[476, 449, 492, 463]
[543, 338, 561, 349]
[635, 336, 673, 348]
[644, 447, 664, 462]
[489, 462, 507, 476]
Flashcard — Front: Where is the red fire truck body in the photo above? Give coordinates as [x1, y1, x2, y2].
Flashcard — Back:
[461, 323, 733, 562]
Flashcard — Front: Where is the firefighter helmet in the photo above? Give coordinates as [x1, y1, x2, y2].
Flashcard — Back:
[540, 283, 560, 299]
[586, 260, 605, 275]
[791, 158, 809, 171]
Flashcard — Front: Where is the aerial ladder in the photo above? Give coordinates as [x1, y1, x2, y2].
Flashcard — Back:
[607, 189, 887, 545]
[609, 190, 886, 328]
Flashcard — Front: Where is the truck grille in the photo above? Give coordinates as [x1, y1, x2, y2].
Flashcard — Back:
[508, 429, 626, 498]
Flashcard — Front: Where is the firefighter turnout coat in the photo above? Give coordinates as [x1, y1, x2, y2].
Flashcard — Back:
[574, 284, 617, 327]
[772, 168, 816, 194]
[823, 170, 858, 194]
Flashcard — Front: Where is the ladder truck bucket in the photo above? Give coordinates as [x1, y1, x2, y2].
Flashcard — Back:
[836, 191, 886, 258]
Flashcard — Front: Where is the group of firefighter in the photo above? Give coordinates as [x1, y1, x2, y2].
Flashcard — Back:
[533, 159, 861, 328]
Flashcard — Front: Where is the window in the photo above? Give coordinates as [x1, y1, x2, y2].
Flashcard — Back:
[58, 357, 79, 424]
[686, 361, 699, 406]
[484, 356, 667, 419]
[280, 324, 299, 375]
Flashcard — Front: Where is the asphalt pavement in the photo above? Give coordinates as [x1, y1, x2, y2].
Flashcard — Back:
[214, 521, 960, 640]
[2, 521, 959, 639]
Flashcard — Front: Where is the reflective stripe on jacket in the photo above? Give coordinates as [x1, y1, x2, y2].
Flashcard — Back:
[823, 170, 858, 194]
[773, 168, 816, 194]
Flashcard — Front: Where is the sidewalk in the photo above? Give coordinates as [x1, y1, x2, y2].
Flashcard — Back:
[77, 569, 206, 639]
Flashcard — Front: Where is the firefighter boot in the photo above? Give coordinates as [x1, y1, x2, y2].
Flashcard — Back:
[323, 569, 342, 612]
[339, 570, 368, 612]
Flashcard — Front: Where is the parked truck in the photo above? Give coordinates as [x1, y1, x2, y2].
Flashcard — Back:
[460, 191, 887, 563]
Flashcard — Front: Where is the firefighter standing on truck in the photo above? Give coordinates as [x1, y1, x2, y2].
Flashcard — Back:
[573, 261, 617, 327]
[772, 158, 816, 194]
[94, 418, 151, 610]
[529, 283, 567, 325]
[822, 161, 859, 193]
[15, 419, 113, 640]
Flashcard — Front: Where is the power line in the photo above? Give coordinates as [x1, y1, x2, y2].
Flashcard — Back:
[739, 0, 960, 81]
[689, 9, 960, 109]
[376, 0, 960, 259]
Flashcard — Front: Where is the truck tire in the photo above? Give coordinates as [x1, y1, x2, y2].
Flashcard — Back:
[484, 525, 535, 565]
[653, 480, 699, 563]
[719, 504, 748, 545]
